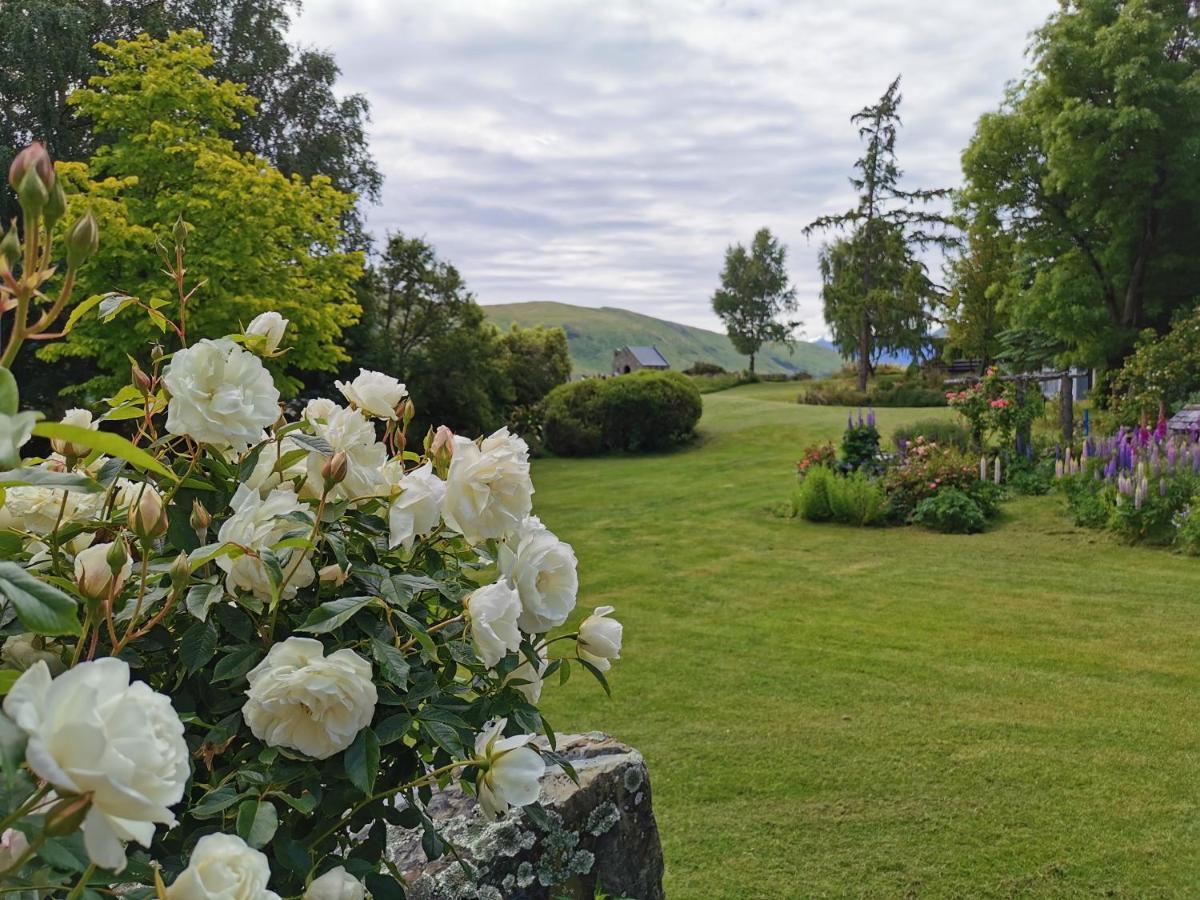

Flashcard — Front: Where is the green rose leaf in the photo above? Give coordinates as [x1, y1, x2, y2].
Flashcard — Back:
[0, 562, 82, 636]
[371, 638, 410, 690]
[0, 368, 17, 416]
[32, 421, 174, 480]
[0, 467, 102, 492]
[298, 596, 374, 634]
[235, 799, 278, 849]
[345, 726, 380, 796]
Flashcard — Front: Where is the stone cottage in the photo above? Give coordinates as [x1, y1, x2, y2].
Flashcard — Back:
[612, 345, 669, 375]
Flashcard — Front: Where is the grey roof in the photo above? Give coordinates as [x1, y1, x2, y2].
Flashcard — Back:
[623, 345, 669, 367]
[1168, 404, 1200, 433]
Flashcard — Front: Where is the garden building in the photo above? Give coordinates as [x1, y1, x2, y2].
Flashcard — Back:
[612, 345, 670, 375]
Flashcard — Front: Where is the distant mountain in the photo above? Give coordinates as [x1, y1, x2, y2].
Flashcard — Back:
[483, 302, 842, 376]
[814, 338, 913, 368]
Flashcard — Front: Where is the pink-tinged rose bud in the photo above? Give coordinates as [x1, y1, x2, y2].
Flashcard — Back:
[43, 794, 91, 837]
[8, 142, 53, 192]
[131, 359, 154, 396]
[128, 485, 168, 541]
[74, 541, 132, 603]
[50, 408, 96, 460]
[322, 451, 349, 488]
[190, 498, 212, 535]
[430, 425, 454, 467]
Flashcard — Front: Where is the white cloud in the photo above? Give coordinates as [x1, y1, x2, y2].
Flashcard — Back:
[291, 0, 1054, 336]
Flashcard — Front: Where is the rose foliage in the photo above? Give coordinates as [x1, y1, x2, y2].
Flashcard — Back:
[0, 143, 623, 898]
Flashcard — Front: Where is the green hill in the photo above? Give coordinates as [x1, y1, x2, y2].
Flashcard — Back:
[483, 301, 841, 376]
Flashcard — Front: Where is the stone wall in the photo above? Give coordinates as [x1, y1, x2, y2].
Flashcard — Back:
[388, 733, 664, 900]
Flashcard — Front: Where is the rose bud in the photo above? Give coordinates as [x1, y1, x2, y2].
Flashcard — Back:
[318, 563, 350, 586]
[7, 142, 52, 192]
[75, 541, 132, 603]
[322, 451, 348, 489]
[190, 498, 212, 536]
[49, 408, 96, 461]
[128, 485, 169, 542]
[43, 794, 92, 837]
[65, 210, 99, 270]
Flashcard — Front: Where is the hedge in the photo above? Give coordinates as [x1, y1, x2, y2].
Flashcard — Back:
[542, 370, 702, 455]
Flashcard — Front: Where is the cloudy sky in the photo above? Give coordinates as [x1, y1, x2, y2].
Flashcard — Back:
[290, 0, 1055, 337]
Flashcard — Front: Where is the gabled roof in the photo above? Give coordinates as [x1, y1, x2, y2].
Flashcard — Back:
[622, 345, 669, 367]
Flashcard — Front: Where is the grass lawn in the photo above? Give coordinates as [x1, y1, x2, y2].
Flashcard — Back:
[534, 381, 1200, 898]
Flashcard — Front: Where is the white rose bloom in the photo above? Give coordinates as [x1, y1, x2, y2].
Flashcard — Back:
[303, 397, 339, 425]
[0, 468, 106, 541]
[216, 485, 315, 600]
[0, 828, 28, 874]
[239, 437, 307, 496]
[49, 408, 97, 458]
[577, 605, 623, 673]
[335, 368, 407, 420]
[163, 338, 280, 450]
[504, 646, 547, 704]
[245, 311, 289, 353]
[3, 659, 188, 873]
[498, 516, 578, 634]
[473, 719, 544, 821]
[442, 427, 533, 544]
[166, 833, 281, 900]
[1, 633, 65, 675]
[466, 581, 522, 668]
[305, 406, 388, 502]
[387, 462, 446, 550]
[243, 637, 377, 759]
[303, 865, 366, 900]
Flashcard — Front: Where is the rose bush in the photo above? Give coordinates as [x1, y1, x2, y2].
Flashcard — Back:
[0, 143, 623, 897]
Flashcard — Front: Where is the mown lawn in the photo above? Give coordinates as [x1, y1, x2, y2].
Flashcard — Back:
[535, 382, 1200, 898]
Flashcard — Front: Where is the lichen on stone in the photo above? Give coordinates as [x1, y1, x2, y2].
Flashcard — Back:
[516, 861, 536, 888]
[569, 848, 596, 875]
[586, 801, 621, 836]
[623, 765, 644, 792]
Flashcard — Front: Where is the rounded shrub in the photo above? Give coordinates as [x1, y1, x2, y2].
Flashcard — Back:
[912, 487, 986, 534]
[542, 370, 702, 456]
[797, 465, 836, 521]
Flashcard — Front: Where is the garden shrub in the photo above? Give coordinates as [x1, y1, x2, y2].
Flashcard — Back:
[893, 419, 971, 452]
[912, 488, 987, 534]
[883, 442, 982, 521]
[840, 422, 881, 472]
[542, 370, 702, 455]
[1173, 502, 1200, 554]
[683, 360, 727, 375]
[796, 465, 836, 521]
[1062, 475, 1112, 529]
[827, 472, 886, 526]
[797, 441, 837, 478]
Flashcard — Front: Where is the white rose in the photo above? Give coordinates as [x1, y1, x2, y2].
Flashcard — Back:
[498, 516, 578, 633]
[239, 437, 307, 496]
[245, 311, 289, 354]
[216, 485, 315, 600]
[0, 468, 105, 542]
[303, 865, 365, 900]
[577, 605, 623, 672]
[504, 646, 547, 704]
[3, 659, 188, 872]
[318, 563, 351, 586]
[74, 541, 133, 602]
[442, 427, 534, 544]
[0, 411, 36, 469]
[0, 828, 29, 874]
[163, 338, 280, 450]
[387, 462, 446, 550]
[166, 833, 280, 900]
[243, 637, 377, 759]
[302, 397, 339, 425]
[50, 407, 96, 458]
[472, 719, 544, 821]
[335, 368, 407, 420]
[1, 633, 65, 675]
[305, 406, 388, 502]
[466, 581, 521, 668]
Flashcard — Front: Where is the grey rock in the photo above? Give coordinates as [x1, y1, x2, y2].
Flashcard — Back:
[387, 733, 664, 900]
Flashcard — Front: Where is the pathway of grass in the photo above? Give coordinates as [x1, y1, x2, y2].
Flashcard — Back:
[535, 382, 1200, 898]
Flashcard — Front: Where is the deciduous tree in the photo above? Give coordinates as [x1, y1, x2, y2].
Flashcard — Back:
[711, 227, 797, 374]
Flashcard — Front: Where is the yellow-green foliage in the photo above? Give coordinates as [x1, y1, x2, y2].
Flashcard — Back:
[44, 31, 362, 395]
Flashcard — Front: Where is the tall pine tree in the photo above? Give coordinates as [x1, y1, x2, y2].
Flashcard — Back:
[805, 76, 954, 389]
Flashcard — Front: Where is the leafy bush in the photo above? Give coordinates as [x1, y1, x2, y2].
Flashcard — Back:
[683, 360, 727, 375]
[912, 488, 987, 533]
[1062, 476, 1112, 529]
[542, 371, 702, 455]
[870, 382, 949, 407]
[1109, 306, 1200, 423]
[796, 442, 837, 478]
[946, 367, 1045, 449]
[690, 372, 748, 394]
[840, 422, 881, 472]
[1173, 503, 1200, 555]
[892, 419, 971, 452]
[796, 466, 836, 522]
[1004, 453, 1055, 495]
[798, 385, 869, 406]
[827, 472, 887, 526]
[798, 377, 947, 408]
[883, 442, 982, 521]
[0, 147, 622, 898]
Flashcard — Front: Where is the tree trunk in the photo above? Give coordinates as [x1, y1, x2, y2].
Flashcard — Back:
[1060, 374, 1074, 445]
[857, 324, 870, 391]
[748, 352, 755, 374]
